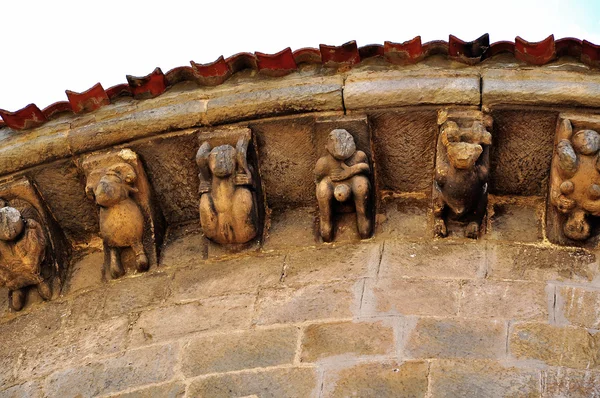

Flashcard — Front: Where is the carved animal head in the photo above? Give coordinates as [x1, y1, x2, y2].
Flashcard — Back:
[0, 206, 24, 241]
[441, 121, 490, 170]
[86, 163, 138, 208]
[208, 145, 237, 178]
[326, 129, 356, 161]
[564, 209, 591, 241]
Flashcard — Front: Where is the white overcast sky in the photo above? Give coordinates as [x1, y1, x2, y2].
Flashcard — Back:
[0, 0, 598, 111]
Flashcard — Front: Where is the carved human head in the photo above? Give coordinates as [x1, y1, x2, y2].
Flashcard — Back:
[208, 145, 237, 178]
[564, 209, 591, 241]
[92, 163, 138, 207]
[0, 206, 24, 241]
[441, 122, 484, 170]
[326, 129, 356, 161]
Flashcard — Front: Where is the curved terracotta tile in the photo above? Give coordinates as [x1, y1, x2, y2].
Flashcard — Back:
[191, 56, 232, 86]
[422, 40, 449, 56]
[256, 47, 297, 77]
[515, 35, 556, 65]
[0, 104, 47, 130]
[106, 84, 132, 100]
[66, 83, 110, 113]
[358, 44, 384, 60]
[384, 36, 423, 64]
[555, 38, 582, 58]
[165, 66, 195, 85]
[127, 68, 167, 99]
[293, 48, 321, 65]
[319, 41, 360, 65]
[485, 41, 516, 58]
[582, 40, 600, 66]
[448, 33, 489, 64]
[225, 52, 258, 73]
[42, 101, 73, 119]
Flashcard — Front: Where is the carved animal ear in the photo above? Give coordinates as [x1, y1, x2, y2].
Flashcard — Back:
[109, 163, 137, 185]
[196, 142, 211, 166]
[235, 135, 250, 173]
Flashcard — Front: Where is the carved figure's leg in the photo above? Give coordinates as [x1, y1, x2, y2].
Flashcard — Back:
[316, 179, 335, 242]
[433, 185, 448, 238]
[200, 193, 219, 241]
[132, 242, 149, 272]
[106, 245, 124, 279]
[9, 288, 26, 311]
[37, 280, 52, 301]
[231, 187, 258, 244]
[465, 189, 488, 239]
[351, 175, 372, 239]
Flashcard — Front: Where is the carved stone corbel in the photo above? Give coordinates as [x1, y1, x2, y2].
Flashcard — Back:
[196, 128, 263, 246]
[0, 178, 68, 311]
[433, 109, 492, 239]
[548, 114, 600, 245]
[80, 149, 164, 279]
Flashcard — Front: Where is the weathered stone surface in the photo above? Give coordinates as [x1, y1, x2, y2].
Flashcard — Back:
[369, 110, 437, 193]
[182, 327, 298, 376]
[301, 321, 394, 362]
[0, 301, 69, 349]
[510, 323, 600, 369]
[0, 348, 22, 389]
[345, 70, 480, 110]
[378, 241, 486, 279]
[160, 224, 207, 268]
[405, 318, 506, 359]
[63, 250, 105, 294]
[483, 69, 600, 108]
[362, 278, 460, 317]
[322, 360, 428, 398]
[66, 287, 108, 328]
[43, 343, 178, 397]
[542, 368, 600, 398]
[489, 198, 544, 242]
[102, 272, 171, 318]
[460, 280, 549, 321]
[105, 382, 185, 398]
[429, 359, 540, 398]
[262, 206, 318, 250]
[489, 110, 556, 195]
[0, 381, 43, 398]
[377, 196, 429, 239]
[283, 243, 380, 285]
[253, 282, 359, 325]
[188, 367, 318, 398]
[486, 243, 596, 282]
[130, 294, 254, 346]
[556, 285, 600, 329]
[171, 254, 283, 302]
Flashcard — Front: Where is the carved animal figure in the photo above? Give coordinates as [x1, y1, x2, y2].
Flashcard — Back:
[196, 136, 258, 245]
[86, 163, 148, 278]
[0, 201, 50, 311]
[315, 129, 372, 242]
[550, 122, 600, 241]
[433, 120, 491, 239]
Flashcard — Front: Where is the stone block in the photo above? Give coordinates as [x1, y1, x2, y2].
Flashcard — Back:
[362, 278, 460, 317]
[488, 109, 557, 196]
[510, 322, 600, 369]
[488, 198, 544, 242]
[170, 254, 283, 302]
[429, 359, 540, 398]
[188, 367, 318, 398]
[542, 368, 600, 398]
[321, 360, 428, 398]
[102, 272, 171, 318]
[378, 240, 486, 279]
[282, 243, 381, 285]
[486, 243, 596, 282]
[404, 318, 506, 359]
[66, 287, 107, 328]
[63, 250, 105, 294]
[376, 196, 429, 239]
[130, 294, 254, 346]
[105, 382, 185, 398]
[160, 224, 207, 268]
[253, 281, 359, 325]
[182, 327, 298, 376]
[460, 280, 549, 321]
[262, 206, 318, 250]
[369, 110, 437, 193]
[300, 321, 394, 362]
[555, 285, 600, 329]
[0, 381, 43, 398]
[43, 343, 178, 397]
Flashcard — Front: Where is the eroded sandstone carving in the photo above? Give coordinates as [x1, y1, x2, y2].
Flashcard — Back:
[550, 117, 600, 242]
[196, 130, 259, 245]
[433, 109, 492, 239]
[82, 149, 163, 278]
[315, 129, 372, 242]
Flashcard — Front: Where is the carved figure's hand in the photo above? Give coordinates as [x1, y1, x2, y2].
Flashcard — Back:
[198, 181, 211, 194]
[557, 195, 576, 213]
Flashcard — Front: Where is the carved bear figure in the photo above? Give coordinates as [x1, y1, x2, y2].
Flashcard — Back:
[433, 119, 491, 239]
[86, 162, 148, 278]
[315, 129, 372, 242]
[196, 135, 258, 245]
[0, 201, 51, 311]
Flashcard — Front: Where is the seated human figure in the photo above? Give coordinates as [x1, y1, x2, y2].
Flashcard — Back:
[314, 129, 372, 242]
[0, 201, 50, 311]
[196, 136, 258, 245]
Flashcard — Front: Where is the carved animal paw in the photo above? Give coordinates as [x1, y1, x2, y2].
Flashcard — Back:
[320, 223, 334, 243]
[9, 289, 26, 311]
[434, 219, 448, 237]
[136, 252, 149, 273]
[37, 280, 52, 301]
[465, 222, 479, 239]
[109, 261, 125, 279]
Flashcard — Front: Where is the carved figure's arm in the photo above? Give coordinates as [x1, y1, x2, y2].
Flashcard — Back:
[314, 157, 330, 182]
[196, 142, 212, 193]
[13, 220, 46, 268]
[235, 135, 253, 186]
